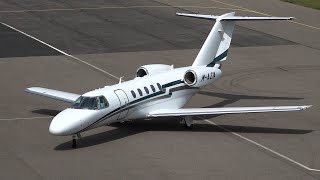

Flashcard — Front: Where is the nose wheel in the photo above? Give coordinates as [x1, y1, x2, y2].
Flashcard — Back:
[72, 133, 82, 148]
[72, 138, 77, 148]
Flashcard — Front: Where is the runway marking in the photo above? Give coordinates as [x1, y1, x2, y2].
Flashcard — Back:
[1, 3, 318, 30]
[210, 0, 320, 30]
[0, 1, 318, 31]
[0, 22, 120, 80]
[0, 5, 242, 13]
[0, 116, 53, 121]
[204, 119, 320, 172]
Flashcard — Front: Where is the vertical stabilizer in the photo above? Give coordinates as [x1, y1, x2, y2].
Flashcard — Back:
[192, 12, 235, 67]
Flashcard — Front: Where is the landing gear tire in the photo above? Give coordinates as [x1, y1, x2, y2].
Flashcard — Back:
[72, 139, 77, 148]
[72, 134, 81, 148]
[183, 121, 193, 129]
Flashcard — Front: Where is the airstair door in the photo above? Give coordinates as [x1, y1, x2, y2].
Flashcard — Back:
[114, 89, 129, 120]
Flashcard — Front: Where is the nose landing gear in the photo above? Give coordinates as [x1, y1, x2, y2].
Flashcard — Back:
[72, 138, 77, 148]
[180, 116, 193, 129]
[72, 133, 82, 148]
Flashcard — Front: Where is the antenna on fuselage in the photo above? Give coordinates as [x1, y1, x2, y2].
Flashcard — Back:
[119, 76, 124, 84]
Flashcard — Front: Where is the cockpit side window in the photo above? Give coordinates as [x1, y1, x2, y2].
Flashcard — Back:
[99, 96, 109, 109]
[72, 96, 83, 108]
[71, 96, 109, 110]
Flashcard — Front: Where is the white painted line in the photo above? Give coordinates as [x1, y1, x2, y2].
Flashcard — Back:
[210, 0, 320, 30]
[0, 116, 53, 121]
[0, 22, 120, 80]
[2, 4, 317, 30]
[0, 5, 243, 13]
[204, 119, 320, 172]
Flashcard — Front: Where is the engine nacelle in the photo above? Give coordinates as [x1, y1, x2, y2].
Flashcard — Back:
[183, 67, 222, 87]
[136, 64, 172, 77]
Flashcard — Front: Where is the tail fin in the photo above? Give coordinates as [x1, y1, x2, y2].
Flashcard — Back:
[176, 12, 293, 67]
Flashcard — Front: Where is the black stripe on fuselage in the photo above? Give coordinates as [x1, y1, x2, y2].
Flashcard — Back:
[124, 85, 199, 112]
[163, 80, 184, 88]
[77, 80, 197, 133]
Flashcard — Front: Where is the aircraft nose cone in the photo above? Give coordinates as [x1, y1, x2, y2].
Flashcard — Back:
[49, 114, 74, 136]
[49, 118, 66, 135]
[49, 109, 83, 136]
[49, 108, 98, 136]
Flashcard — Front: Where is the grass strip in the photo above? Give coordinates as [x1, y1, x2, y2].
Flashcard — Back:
[281, 0, 320, 10]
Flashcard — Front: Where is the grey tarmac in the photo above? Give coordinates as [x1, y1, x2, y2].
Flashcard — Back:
[0, 0, 319, 179]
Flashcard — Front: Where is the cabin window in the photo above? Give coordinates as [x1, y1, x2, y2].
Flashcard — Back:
[157, 83, 162, 91]
[137, 88, 143, 96]
[144, 87, 149, 94]
[131, 90, 136, 98]
[150, 85, 156, 92]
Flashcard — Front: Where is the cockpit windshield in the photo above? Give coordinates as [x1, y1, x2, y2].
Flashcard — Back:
[71, 96, 109, 110]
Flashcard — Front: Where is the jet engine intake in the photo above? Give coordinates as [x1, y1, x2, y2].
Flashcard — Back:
[136, 64, 172, 77]
[183, 67, 221, 87]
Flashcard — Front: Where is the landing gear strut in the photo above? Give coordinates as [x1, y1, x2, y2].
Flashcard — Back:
[181, 116, 193, 129]
[72, 138, 77, 148]
[72, 133, 82, 148]
[72, 134, 77, 148]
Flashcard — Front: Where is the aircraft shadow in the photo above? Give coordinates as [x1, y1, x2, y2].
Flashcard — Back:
[198, 91, 303, 108]
[32, 109, 61, 116]
[194, 91, 304, 120]
[55, 119, 312, 150]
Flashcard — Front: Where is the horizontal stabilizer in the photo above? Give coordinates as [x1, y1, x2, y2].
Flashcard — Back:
[176, 13, 294, 21]
[148, 105, 311, 117]
[178, 12, 294, 67]
[25, 87, 80, 103]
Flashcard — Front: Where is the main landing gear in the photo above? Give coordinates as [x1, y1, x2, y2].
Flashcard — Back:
[181, 116, 193, 129]
[72, 133, 82, 148]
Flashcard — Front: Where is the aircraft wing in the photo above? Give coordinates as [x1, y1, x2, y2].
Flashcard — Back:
[176, 13, 220, 20]
[25, 87, 80, 103]
[148, 105, 311, 117]
[176, 13, 294, 21]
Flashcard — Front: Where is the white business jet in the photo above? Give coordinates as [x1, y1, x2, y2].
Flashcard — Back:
[25, 12, 311, 148]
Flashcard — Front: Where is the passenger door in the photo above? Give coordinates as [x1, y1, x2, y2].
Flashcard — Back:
[114, 89, 129, 120]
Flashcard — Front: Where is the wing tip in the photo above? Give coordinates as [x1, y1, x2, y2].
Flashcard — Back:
[302, 105, 312, 110]
[176, 12, 183, 16]
[24, 87, 33, 93]
[24, 87, 40, 92]
[283, 17, 295, 21]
